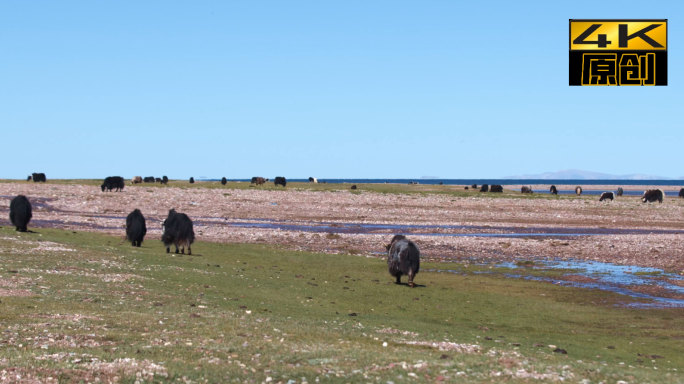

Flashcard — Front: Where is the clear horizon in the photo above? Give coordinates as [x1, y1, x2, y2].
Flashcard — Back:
[2, 1, 682, 179]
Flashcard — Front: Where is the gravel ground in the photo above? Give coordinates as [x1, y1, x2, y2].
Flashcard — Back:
[1, 182, 683, 272]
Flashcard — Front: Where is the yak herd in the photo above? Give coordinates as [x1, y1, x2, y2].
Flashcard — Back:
[10, 176, 684, 288]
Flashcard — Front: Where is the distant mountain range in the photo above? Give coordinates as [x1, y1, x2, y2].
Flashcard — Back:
[503, 169, 676, 180]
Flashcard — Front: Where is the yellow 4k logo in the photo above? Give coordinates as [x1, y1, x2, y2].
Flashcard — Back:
[570, 21, 667, 50]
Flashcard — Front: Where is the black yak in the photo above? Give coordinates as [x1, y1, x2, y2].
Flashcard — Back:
[189, 177, 194, 184]
[32, 173, 46, 182]
[155, 177, 161, 183]
[599, 192, 614, 202]
[125, 209, 147, 247]
[490, 185, 503, 193]
[251, 177, 266, 185]
[161, 209, 195, 255]
[101, 176, 125, 192]
[309, 177, 318, 183]
[521, 185, 533, 194]
[26, 175, 32, 181]
[617, 187, 624, 197]
[642, 189, 664, 203]
[351, 185, 357, 190]
[480, 184, 489, 192]
[385, 235, 420, 288]
[679, 188, 684, 198]
[472, 184, 477, 189]
[9, 195, 32, 232]
[575, 186, 583, 196]
[221, 177, 227, 185]
[131, 176, 143, 184]
[144, 176, 155, 183]
[464, 186, 469, 190]
[274, 177, 287, 187]
[161, 176, 168, 185]
[550, 185, 558, 195]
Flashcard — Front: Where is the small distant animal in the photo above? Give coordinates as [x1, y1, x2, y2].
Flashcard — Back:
[189, 177, 194, 184]
[490, 185, 503, 193]
[439, 182, 443, 185]
[480, 184, 489, 192]
[617, 187, 624, 197]
[26, 175, 32, 181]
[386, 235, 420, 288]
[101, 176, 125, 192]
[575, 186, 583, 196]
[125, 209, 147, 247]
[251, 177, 266, 185]
[521, 185, 533, 194]
[550, 185, 558, 195]
[161, 176, 168, 185]
[408, 181, 419, 185]
[144, 176, 155, 183]
[161, 209, 195, 255]
[31, 173, 46, 182]
[464, 186, 469, 190]
[221, 177, 227, 185]
[131, 176, 143, 184]
[642, 189, 664, 203]
[679, 188, 684, 198]
[599, 192, 614, 202]
[155, 177, 162, 183]
[9, 195, 32, 232]
[351, 185, 357, 190]
[274, 177, 287, 187]
[309, 177, 318, 183]
[472, 184, 477, 189]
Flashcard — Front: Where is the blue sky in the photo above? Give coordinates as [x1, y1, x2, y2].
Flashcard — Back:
[1, 1, 682, 179]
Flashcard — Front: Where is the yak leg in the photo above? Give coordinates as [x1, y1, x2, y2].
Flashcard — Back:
[166, 247, 170, 253]
[174, 245, 180, 254]
[136, 241, 142, 247]
[408, 270, 415, 288]
[395, 275, 401, 284]
[180, 246, 185, 255]
[188, 245, 192, 255]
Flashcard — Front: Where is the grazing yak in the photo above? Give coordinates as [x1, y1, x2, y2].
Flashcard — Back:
[32, 173, 46, 182]
[144, 176, 155, 183]
[617, 187, 624, 197]
[309, 177, 318, 183]
[189, 177, 194, 184]
[472, 184, 477, 189]
[575, 186, 583, 196]
[161, 209, 195, 255]
[386, 235, 420, 288]
[679, 188, 684, 198]
[9, 195, 32, 232]
[125, 209, 147, 247]
[155, 177, 161, 183]
[274, 177, 287, 187]
[599, 192, 615, 202]
[480, 184, 489, 192]
[550, 185, 558, 195]
[101, 176, 125, 192]
[351, 185, 357, 190]
[26, 175, 32, 181]
[464, 186, 469, 190]
[131, 176, 143, 184]
[642, 189, 664, 203]
[521, 185, 533, 194]
[161, 176, 168, 185]
[251, 177, 266, 186]
[490, 185, 503, 193]
[221, 177, 227, 185]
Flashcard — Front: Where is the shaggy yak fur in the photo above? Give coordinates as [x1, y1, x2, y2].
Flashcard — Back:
[599, 192, 614, 202]
[9, 195, 32, 232]
[32, 173, 46, 182]
[642, 189, 664, 203]
[575, 186, 583, 196]
[221, 177, 227, 185]
[131, 176, 143, 184]
[251, 177, 266, 186]
[161, 176, 168, 185]
[480, 184, 489, 192]
[617, 187, 624, 196]
[679, 188, 684, 198]
[521, 185, 533, 194]
[189, 177, 194, 184]
[550, 185, 558, 195]
[125, 209, 147, 247]
[490, 185, 503, 193]
[385, 235, 420, 288]
[101, 176, 125, 192]
[274, 177, 287, 187]
[161, 209, 195, 255]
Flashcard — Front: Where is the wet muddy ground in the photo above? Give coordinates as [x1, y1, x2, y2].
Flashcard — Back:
[1, 182, 684, 306]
